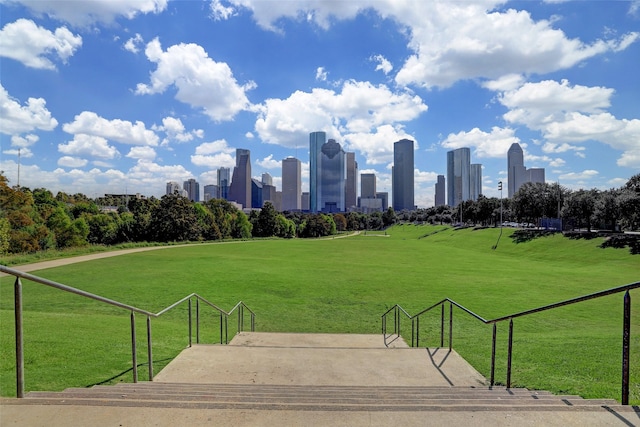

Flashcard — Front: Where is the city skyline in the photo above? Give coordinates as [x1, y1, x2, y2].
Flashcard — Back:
[2, 1, 638, 207]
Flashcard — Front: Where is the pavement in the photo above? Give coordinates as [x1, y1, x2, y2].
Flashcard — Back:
[2, 332, 639, 426]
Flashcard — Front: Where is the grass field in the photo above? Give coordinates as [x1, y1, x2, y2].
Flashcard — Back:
[1, 225, 638, 404]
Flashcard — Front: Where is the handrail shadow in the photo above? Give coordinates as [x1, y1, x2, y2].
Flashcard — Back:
[382, 281, 640, 405]
[1, 264, 256, 398]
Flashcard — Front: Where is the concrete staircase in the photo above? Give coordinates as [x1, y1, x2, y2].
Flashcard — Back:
[1, 333, 638, 426]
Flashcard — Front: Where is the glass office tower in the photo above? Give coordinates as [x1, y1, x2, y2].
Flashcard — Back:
[447, 147, 470, 207]
[309, 131, 326, 213]
[392, 139, 414, 211]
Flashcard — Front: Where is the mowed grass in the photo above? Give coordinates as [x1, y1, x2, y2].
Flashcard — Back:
[1, 225, 638, 404]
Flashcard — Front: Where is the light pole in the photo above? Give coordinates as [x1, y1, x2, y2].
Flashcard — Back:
[498, 181, 503, 227]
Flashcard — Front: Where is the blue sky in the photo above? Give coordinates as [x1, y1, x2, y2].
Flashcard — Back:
[1, 0, 638, 207]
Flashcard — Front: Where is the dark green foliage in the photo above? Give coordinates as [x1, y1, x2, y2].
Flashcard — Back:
[149, 194, 202, 242]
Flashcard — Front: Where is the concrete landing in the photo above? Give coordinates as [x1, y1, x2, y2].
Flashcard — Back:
[153, 332, 487, 387]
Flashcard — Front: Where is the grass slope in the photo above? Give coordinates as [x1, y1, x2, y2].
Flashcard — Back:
[1, 225, 638, 404]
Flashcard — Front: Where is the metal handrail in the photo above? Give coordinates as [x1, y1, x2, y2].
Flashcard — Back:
[0, 264, 256, 398]
[382, 281, 639, 405]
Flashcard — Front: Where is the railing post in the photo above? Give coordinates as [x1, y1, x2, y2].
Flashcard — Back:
[14, 277, 24, 398]
[188, 298, 192, 348]
[490, 323, 497, 387]
[130, 311, 138, 383]
[622, 290, 630, 405]
[449, 302, 453, 351]
[220, 312, 224, 344]
[440, 304, 445, 348]
[415, 316, 419, 348]
[224, 314, 228, 344]
[507, 318, 513, 389]
[196, 299, 200, 344]
[396, 306, 400, 337]
[147, 316, 153, 381]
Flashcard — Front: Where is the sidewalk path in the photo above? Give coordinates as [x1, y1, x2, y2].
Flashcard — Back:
[2, 232, 363, 275]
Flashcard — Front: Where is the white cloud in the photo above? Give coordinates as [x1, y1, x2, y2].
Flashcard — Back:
[135, 38, 255, 121]
[559, 170, 599, 181]
[62, 111, 159, 146]
[191, 139, 235, 168]
[226, 0, 367, 32]
[230, 2, 637, 88]
[370, 54, 393, 75]
[441, 127, 520, 159]
[499, 79, 640, 169]
[58, 134, 120, 159]
[482, 74, 525, 92]
[256, 154, 281, 169]
[501, 79, 614, 129]
[315, 66, 328, 81]
[124, 33, 144, 54]
[210, 0, 236, 21]
[0, 84, 58, 135]
[392, 4, 639, 88]
[254, 80, 427, 166]
[58, 156, 88, 168]
[194, 139, 235, 155]
[8, 0, 168, 26]
[2, 147, 33, 158]
[11, 134, 39, 148]
[152, 116, 203, 145]
[126, 146, 157, 161]
[0, 19, 82, 70]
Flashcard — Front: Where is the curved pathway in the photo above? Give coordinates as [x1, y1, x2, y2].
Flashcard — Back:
[2, 231, 363, 274]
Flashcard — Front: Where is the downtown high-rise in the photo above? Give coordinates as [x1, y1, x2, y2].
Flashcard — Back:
[447, 147, 470, 207]
[228, 148, 251, 209]
[392, 139, 414, 211]
[309, 132, 347, 213]
[507, 142, 545, 197]
[282, 157, 301, 211]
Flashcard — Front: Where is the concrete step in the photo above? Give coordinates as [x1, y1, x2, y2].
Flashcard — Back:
[18, 383, 623, 411]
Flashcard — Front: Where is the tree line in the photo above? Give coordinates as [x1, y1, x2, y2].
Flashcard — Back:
[1, 172, 638, 255]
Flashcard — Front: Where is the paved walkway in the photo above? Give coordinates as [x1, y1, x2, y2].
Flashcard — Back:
[153, 332, 487, 387]
[1, 232, 362, 275]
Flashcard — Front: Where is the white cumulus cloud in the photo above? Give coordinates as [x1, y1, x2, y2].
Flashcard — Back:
[7, 0, 168, 26]
[135, 38, 255, 121]
[62, 111, 159, 146]
[0, 84, 58, 135]
[0, 19, 82, 70]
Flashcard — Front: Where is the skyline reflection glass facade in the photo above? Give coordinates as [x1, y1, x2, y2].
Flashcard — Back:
[447, 147, 470, 207]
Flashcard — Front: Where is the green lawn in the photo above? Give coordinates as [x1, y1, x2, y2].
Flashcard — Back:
[1, 225, 638, 404]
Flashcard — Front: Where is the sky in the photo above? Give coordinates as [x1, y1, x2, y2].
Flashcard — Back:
[0, 0, 639, 207]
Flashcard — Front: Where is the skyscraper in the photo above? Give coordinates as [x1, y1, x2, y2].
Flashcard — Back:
[228, 148, 251, 209]
[309, 131, 326, 213]
[507, 143, 545, 197]
[447, 147, 470, 207]
[345, 152, 358, 211]
[470, 163, 482, 201]
[361, 173, 376, 199]
[282, 157, 301, 211]
[166, 181, 181, 196]
[435, 175, 445, 207]
[392, 139, 414, 211]
[217, 167, 230, 200]
[183, 178, 200, 202]
[318, 138, 346, 213]
[507, 143, 525, 198]
[203, 184, 217, 201]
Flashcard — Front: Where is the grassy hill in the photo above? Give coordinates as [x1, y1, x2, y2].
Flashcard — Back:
[1, 225, 638, 403]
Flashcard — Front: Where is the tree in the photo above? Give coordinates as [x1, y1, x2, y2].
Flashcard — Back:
[382, 207, 396, 227]
[232, 210, 252, 239]
[149, 194, 202, 242]
[333, 213, 347, 232]
[562, 189, 599, 231]
[253, 202, 278, 237]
